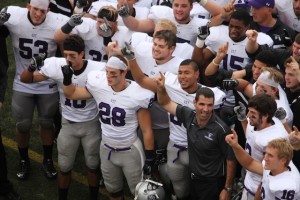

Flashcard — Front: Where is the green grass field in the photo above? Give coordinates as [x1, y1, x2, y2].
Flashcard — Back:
[0, 1, 131, 199]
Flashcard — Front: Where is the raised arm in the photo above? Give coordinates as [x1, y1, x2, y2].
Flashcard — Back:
[155, 72, 178, 116]
[118, 4, 154, 33]
[61, 64, 92, 100]
[245, 30, 260, 55]
[54, 13, 85, 51]
[225, 129, 263, 175]
[192, 23, 214, 71]
[109, 42, 158, 92]
[205, 42, 228, 76]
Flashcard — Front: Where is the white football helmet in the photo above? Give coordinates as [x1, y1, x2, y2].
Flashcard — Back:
[134, 179, 165, 200]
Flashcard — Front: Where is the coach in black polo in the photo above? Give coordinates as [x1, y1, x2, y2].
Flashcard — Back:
[156, 72, 236, 200]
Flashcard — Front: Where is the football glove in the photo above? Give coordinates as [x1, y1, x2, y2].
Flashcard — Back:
[0, 7, 10, 25]
[143, 150, 156, 178]
[121, 42, 135, 60]
[280, 29, 293, 47]
[274, 107, 287, 123]
[117, 3, 130, 18]
[223, 78, 239, 91]
[234, 102, 247, 121]
[99, 17, 112, 37]
[28, 53, 46, 72]
[195, 22, 210, 48]
[61, 63, 74, 86]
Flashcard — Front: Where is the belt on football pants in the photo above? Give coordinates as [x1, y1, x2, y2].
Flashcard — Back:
[104, 143, 131, 160]
[172, 144, 187, 163]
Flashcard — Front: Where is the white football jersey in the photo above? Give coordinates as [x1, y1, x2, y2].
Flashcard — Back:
[148, 5, 209, 44]
[244, 117, 289, 194]
[205, 25, 273, 71]
[164, 72, 226, 146]
[134, 45, 184, 129]
[71, 18, 133, 62]
[4, 6, 69, 94]
[86, 71, 154, 141]
[275, 0, 300, 32]
[261, 161, 300, 200]
[40, 58, 106, 122]
[88, 1, 149, 26]
[131, 32, 193, 59]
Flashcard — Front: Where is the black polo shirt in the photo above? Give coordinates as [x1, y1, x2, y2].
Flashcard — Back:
[250, 18, 296, 50]
[176, 105, 235, 177]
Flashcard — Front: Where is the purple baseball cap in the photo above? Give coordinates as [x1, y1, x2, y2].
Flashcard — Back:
[247, 0, 274, 8]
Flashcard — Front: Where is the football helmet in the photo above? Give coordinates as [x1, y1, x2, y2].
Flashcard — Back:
[134, 179, 165, 200]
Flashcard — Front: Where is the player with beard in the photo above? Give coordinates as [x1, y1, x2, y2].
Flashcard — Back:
[226, 133, 300, 200]
[232, 94, 289, 200]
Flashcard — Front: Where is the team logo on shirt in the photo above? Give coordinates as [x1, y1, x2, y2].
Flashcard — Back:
[204, 132, 214, 141]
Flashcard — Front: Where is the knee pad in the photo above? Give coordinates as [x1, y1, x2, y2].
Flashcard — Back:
[110, 190, 123, 198]
[39, 119, 54, 129]
[60, 170, 71, 176]
[16, 119, 32, 133]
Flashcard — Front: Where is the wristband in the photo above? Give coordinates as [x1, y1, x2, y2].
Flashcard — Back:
[61, 23, 75, 34]
[212, 59, 220, 66]
[195, 37, 205, 48]
[27, 66, 35, 73]
[200, 0, 208, 6]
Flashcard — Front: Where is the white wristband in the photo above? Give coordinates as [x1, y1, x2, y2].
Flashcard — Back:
[200, 0, 208, 7]
[195, 37, 205, 48]
[74, 6, 84, 14]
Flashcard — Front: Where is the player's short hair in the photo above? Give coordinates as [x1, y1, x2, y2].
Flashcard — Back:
[230, 9, 251, 26]
[195, 87, 214, 102]
[173, 0, 193, 6]
[63, 35, 85, 54]
[248, 93, 277, 123]
[154, 19, 177, 35]
[294, 33, 300, 45]
[267, 138, 293, 167]
[255, 50, 278, 68]
[180, 59, 199, 72]
[97, 6, 118, 22]
[153, 30, 176, 49]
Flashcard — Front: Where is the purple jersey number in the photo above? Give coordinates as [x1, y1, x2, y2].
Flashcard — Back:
[98, 102, 126, 126]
